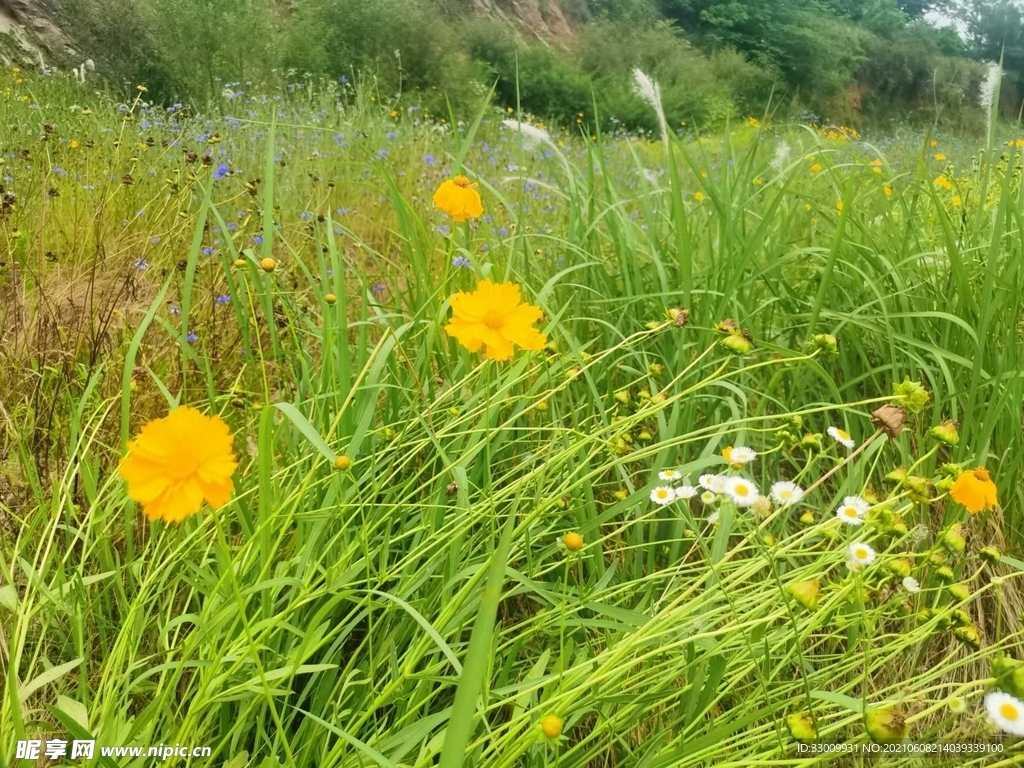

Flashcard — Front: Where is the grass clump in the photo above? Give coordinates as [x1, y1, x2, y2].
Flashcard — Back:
[2, 65, 1024, 765]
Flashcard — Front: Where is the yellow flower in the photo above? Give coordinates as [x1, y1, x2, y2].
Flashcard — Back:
[884, 185, 893, 197]
[118, 406, 237, 523]
[835, 200, 844, 211]
[433, 175, 483, 222]
[952, 195, 962, 207]
[871, 159, 882, 173]
[949, 466, 998, 514]
[70, 140, 79, 149]
[935, 175, 953, 190]
[444, 279, 546, 361]
[934, 152, 947, 161]
[810, 163, 822, 173]
[541, 714, 563, 739]
[694, 191, 705, 202]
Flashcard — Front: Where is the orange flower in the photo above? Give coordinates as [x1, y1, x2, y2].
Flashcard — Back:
[118, 406, 237, 523]
[444, 279, 546, 361]
[433, 175, 483, 222]
[949, 466, 998, 514]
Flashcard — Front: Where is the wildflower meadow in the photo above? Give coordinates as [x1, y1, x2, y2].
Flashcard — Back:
[3, 60, 1024, 767]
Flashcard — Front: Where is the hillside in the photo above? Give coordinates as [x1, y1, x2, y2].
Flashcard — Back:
[0, 0, 1020, 131]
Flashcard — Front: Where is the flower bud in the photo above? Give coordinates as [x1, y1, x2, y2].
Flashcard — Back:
[935, 565, 955, 583]
[324, 293, 337, 305]
[721, 331, 753, 355]
[871, 404, 906, 438]
[810, 333, 838, 358]
[887, 558, 913, 578]
[951, 609, 972, 627]
[928, 550, 947, 568]
[800, 432, 823, 450]
[953, 624, 981, 649]
[785, 712, 818, 743]
[637, 430, 653, 442]
[864, 707, 909, 743]
[667, 307, 690, 327]
[799, 510, 816, 526]
[786, 580, 821, 611]
[884, 467, 908, 485]
[614, 390, 630, 405]
[233, 258, 246, 268]
[334, 455, 351, 470]
[892, 377, 931, 414]
[980, 546, 1001, 565]
[648, 363, 664, 376]
[613, 489, 628, 501]
[940, 462, 963, 478]
[645, 320, 664, 331]
[929, 420, 960, 446]
[991, 656, 1024, 700]
[714, 318, 738, 334]
[939, 523, 966, 555]
[948, 583, 971, 602]
[260, 257, 277, 272]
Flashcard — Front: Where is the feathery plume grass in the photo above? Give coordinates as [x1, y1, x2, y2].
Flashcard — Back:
[980, 63, 1001, 114]
[633, 68, 668, 145]
[502, 119, 554, 150]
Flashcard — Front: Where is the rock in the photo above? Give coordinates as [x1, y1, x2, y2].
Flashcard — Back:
[0, 0, 75, 67]
[467, 0, 576, 42]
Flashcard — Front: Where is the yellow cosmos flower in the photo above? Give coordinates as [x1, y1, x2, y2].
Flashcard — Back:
[433, 175, 483, 222]
[118, 406, 237, 523]
[949, 466, 998, 514]
[444, 279, 546, 361]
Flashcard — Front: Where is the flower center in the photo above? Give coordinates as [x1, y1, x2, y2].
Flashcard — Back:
[974, 467, 991, 481]
[836, 429, 850, 440]
[779, 490, 791, 500]
[854, 547, 868, 560]
[482, 314, 504, 331]
[453, 175, 470, 188]
[1001, 703, 1019, 721]
[735, 485, 750, 497]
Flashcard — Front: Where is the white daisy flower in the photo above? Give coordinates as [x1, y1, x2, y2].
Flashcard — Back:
[985, 691, 1024, 736]
[700, 491, 716, 505]
[724, 477, 760, 508]
[658, 469, 682, 481]
[707, 511, 720, 524]
[836, 495, 870, 526]
[698, 473, 717, 490]
[650, 486, 676, 506]
[902, 576, 921, 593]
[848, 541, 876, 568]
[827, 426, 856, 449]
[674, 485, 698, 499]
[723, 445, 757, 466]
[770, 481, 804, 506]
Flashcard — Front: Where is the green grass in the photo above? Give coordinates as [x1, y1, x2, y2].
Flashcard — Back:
[2, 68, 1024, 766]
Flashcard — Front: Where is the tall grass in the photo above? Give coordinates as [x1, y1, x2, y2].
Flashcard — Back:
[2, 67, 1024, 765]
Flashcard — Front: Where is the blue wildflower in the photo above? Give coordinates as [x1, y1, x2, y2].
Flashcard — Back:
[452, 255, 471, 268]
[213, 163, 230, 181]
